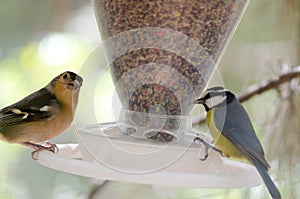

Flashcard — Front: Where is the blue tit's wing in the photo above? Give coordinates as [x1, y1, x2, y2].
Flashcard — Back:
[214, 98, 270, 170]
[0, 88, 60, 126]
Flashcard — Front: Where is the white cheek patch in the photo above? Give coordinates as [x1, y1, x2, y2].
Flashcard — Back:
[206, 95, 227, 108]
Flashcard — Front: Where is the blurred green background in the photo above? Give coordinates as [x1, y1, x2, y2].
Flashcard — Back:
[0, 0, 299, 198]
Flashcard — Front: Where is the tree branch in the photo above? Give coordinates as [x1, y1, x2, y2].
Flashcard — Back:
[193, 65, 300, 125]
[238, 66, 300, 102]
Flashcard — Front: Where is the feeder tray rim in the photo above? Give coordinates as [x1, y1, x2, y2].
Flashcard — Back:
[36, 144, 263, 188]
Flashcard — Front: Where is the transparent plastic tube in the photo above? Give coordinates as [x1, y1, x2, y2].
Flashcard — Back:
[92, 0, 250, 117]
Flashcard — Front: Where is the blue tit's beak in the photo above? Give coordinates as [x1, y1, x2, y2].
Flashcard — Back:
[194, 98, 205, 104]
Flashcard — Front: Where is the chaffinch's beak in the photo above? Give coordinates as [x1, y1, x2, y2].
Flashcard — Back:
[67, 78, 82, 90]
[74, 79, 82, 89]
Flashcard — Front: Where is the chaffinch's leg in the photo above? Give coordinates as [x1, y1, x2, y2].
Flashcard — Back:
[21, 142, 58, 160]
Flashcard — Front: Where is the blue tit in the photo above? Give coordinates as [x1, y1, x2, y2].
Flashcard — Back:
[195, 86, 281, 199]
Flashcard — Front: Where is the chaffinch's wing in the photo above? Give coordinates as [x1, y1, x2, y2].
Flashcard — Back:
[0, 88, 60, 126]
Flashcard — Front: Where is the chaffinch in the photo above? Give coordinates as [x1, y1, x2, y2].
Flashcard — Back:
[0, 71, 83, 160]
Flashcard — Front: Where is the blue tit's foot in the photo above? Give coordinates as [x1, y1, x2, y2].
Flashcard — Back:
[220, 152, 230, 158]
[21, 142, 58, 160]
[193, 136, 225, 160]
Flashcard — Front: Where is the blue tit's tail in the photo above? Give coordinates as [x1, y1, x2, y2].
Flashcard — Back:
[253, 161, 281, 199]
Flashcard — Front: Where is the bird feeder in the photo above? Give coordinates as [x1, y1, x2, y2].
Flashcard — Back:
[37, 0, 263, 189]
[90, 0, 251, 141]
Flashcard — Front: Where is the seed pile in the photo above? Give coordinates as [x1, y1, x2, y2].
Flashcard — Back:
[93, 0, 248, 140]
[94, 0, 247, 61]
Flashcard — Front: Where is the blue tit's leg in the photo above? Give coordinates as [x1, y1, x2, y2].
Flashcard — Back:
[193, 136, 228, 160]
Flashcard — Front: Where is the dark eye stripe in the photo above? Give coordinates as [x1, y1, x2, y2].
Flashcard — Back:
[207, 86, 225, 92]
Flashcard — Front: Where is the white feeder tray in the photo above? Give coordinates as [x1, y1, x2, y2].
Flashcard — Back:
[37, 122, 263, 188]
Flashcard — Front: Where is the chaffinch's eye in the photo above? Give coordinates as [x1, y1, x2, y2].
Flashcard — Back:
[63, 73, 68, 79]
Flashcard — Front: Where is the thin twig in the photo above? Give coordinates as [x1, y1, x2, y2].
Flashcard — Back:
[238, 66, 300, 103]
[193, 66, 300, 125]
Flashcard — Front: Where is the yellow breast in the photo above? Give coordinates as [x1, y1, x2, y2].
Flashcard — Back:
[206, 109, 243, 159]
